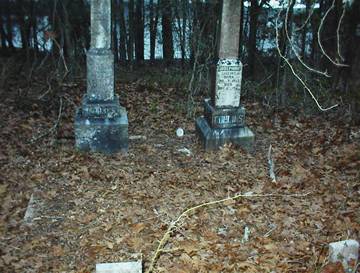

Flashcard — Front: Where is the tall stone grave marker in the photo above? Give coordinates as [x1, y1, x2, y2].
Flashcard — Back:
[75, 0, 128, 154]
[196, 0, 254, 151]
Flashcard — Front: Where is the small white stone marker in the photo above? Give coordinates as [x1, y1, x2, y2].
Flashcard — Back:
[329, 240, 359, 272]
[176, 128, 184, 137]
[96, 262, 142, 273]
[241, 226, 251, 243]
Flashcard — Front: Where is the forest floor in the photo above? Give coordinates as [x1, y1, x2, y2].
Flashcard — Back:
[0, 74, 359, 273]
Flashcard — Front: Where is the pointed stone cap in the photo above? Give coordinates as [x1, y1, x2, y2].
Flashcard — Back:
[218, 0, 241, 59]
[90, 0, 112, 49]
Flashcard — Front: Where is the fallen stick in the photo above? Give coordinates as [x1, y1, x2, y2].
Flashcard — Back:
[146, 191, 311, 273]
[268, 144, 277, 183]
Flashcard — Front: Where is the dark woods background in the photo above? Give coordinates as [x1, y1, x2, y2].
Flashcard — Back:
[0, 0, 359, 118]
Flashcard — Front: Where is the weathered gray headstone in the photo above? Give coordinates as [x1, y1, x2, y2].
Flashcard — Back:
[196, 0, 254, 151]
[75, 0, 128, 154]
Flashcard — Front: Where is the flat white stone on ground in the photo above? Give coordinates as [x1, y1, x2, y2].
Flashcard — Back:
[129, 135, 147, 141]
[329, 239, 359, 271]
[177, 147, 192, 156]
[23, 192, 42, 225]
[96, 262, 142, 273]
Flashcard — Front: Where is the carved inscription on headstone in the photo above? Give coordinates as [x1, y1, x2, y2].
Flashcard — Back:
[213, 112, 245, 128]
[214, 59, 242, 108]
[216, 115, 231, 124]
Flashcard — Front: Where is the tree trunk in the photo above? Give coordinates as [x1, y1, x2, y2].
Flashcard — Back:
[30, 0, 38, 51]
[280, 0, 295, 107]
[82, 0, 90, 50]
[61, 0, 75, 71]
[161, 0, 173, 64]
[149, 0, 158, 61]
[128, 0, 134, 64]
[174, 0, 187, 65]
[301, 0, 311, 59]
[135, 0, 144, 63]
[335, 0, 360, 92]
[17, 0, 29, 52]
[119, 0, 127, 62]
[320, 0, 340, 71]
[310, 5, 318, 65]
[0, 15, 7, 48]
[189, 1, 199, 64]
[248, 0, 260, 79]
[113, 0, 119, 63]
[5, 0, 14, 49]
[50, 0, 59, 57]
[181, 0, 188, 61]
[239, 0, 245, 57]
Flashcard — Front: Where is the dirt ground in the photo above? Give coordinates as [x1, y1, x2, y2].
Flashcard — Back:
[0, 78, 359, 273]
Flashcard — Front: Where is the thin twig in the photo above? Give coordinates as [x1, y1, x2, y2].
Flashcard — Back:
[257, 73, 274, 88]
[145, 191, 311, 273]
[38, 74, 53, 100]
[30, 97, 63, 143]
[52, 37, 69, 74]
[268, 144, 277, 183]
[336, 4, 346, 62]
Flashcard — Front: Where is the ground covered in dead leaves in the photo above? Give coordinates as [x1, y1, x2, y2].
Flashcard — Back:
[0, 78, 359, 273]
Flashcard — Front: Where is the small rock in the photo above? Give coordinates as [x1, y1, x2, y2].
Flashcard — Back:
[328, 239, 359, 272]
[178, 147, 192, 156]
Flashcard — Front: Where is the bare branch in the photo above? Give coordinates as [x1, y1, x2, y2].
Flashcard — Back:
[276, 9, 338, 111]
[285, 0, 330, 78]
[317, 0, 349, 67]
[337, 4, 346, 62]
[146, 191, 311, 273]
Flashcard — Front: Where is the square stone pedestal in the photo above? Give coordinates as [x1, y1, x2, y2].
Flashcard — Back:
[75, 96, 128, 154]
[196, 99, 254, 151]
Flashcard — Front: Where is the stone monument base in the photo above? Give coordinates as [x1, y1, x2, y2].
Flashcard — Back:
[75, 97, 128, 154]
[195, 116, 254, 151]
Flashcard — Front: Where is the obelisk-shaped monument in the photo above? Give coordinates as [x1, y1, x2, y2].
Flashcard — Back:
[196, 0, 254, 150]
[75, 0, 128, 154]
